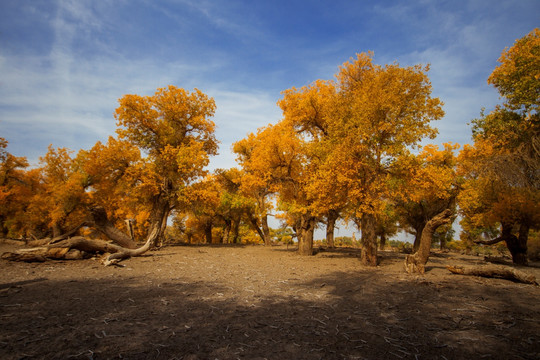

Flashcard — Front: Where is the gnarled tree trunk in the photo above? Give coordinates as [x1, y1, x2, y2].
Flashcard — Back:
[474, 222, 529, 265]
[412, 223, 426, 253]
[230, 218, 240, 244]
[379, 233, 387, 250]
[2, 234, 154, 266]
[405, 209, 453, 274]
[361, 213, 378, 266]
[204, 222, 213, 244]
[261, 214, 272, 246]
[89, 206, 137, 249]
[511, 223, 529, 265]
[298, 216, 316, 256]
[222, 219, 231, 244]
[146, 192, 171, 249]
[326, 210, 338, 248]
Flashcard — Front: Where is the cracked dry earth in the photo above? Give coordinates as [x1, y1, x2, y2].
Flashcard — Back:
[1, 242, 539, 360]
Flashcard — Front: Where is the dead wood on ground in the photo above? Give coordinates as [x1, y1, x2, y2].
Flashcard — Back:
[1, 234, 153, 266]
[446, 265, 538, 285]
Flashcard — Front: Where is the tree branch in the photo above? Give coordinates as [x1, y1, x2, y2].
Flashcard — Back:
[474, 236, 505, 245]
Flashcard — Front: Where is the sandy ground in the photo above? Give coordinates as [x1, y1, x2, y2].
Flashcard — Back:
[1, 242, 539, 360]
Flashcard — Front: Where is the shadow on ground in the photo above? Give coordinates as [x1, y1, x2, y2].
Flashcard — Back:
[1, 260, 538, 360]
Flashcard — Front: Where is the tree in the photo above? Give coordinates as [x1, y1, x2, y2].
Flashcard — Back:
[404, 209, 453, 274]
[393, 144, 459, 273]
[115, 85, 218, 247]
[375, 202, 399, 250]
[35, 146, 90, 238]
[234, 123, 319, 255]
[214, 168, 254, 244]
[488, 28, 540, 113]
[0, 138, 31, 237]
[81, 137, 146, 247]
[3, 86, 219, 265]
[279, 79, 346, 248]
[235, 53, 444, 260]
[183, 175, 222, 244]
[458, 29, 540, 264]
[233, 133, 276, 246]
[394, 143, 459, 252]
[327, 52, 444, 265]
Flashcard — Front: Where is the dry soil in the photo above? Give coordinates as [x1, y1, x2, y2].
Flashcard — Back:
[1, 242, 539, 359]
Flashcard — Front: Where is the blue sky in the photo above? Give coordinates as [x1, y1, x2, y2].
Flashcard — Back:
[1, 0, 539, 173]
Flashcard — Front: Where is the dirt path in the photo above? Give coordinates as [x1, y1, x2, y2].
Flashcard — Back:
[1, 243, 539, 359]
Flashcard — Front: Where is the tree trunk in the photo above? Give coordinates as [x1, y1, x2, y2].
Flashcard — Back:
[361, 213, 378, 266]
[52, 223, 63, 239]
[261, 214, 272, 246]
[379, 233, 387, 250]
[405, 209, 453, 274]
[507, 223, 529, 265]
[326, 210, 338, 248]
[447, 265, 537, 285]
[157, 208, 170, 248]
[412, 223, 425, 253]
[204, 222, 213, 244]
[298, 216, 316, 256]
[247, 213, 266, 244]
[231, 218, 240, 244]
[222, 219, 231, 244]
[89, 206, 137, 249]
[475, 222, 529, 265]
[440, 236, 447, 250]
[146, 193, 171, 249]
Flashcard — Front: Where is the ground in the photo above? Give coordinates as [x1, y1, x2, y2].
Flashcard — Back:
[1, 241, 539, 360]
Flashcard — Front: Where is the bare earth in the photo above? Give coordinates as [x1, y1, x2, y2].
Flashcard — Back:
[1, 242, 539, 360]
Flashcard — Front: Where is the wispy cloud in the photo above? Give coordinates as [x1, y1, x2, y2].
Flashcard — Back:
[1, 0, 538, 170]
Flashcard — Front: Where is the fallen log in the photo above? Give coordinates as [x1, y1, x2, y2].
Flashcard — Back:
[1, 251, 46, 262]
[0, 238, 28, 245]
[2, 234, 153, 266]
[447, 265, 538, 285]
[484, 256, 512, 265]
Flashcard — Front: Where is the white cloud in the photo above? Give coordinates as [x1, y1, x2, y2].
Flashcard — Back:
[208, 89, 282, 170]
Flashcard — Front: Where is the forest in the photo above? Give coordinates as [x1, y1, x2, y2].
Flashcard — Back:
[0, 29, 538, 273]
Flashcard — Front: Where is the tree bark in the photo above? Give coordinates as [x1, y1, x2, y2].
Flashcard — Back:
[326, 210, 338, 248]
[156, 208, 170, 248]
[510, 223, 529, 265]
[231, 218, 240, 244]
[412, 223, 425, 253]
[222, 219, 231, 244]
[261, 214, 272, 246]
[361, 213, 378, 266]
[2, 235, 153, 266]
[89, 206, 137, 249]
[52, 223, 64, 239]
[447, 265, 537, 285]
[475, 222, 529, 265]
[146, 193, 171, 249]
[405, 209, 453, 274]
[298, 216, 316, 256]
[247, 213, 266, 244]
[379, 233, 387, 250]
[204, 222, 213, 244]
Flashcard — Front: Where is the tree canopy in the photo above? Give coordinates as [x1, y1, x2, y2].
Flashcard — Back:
[458, 28, 540, 265]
